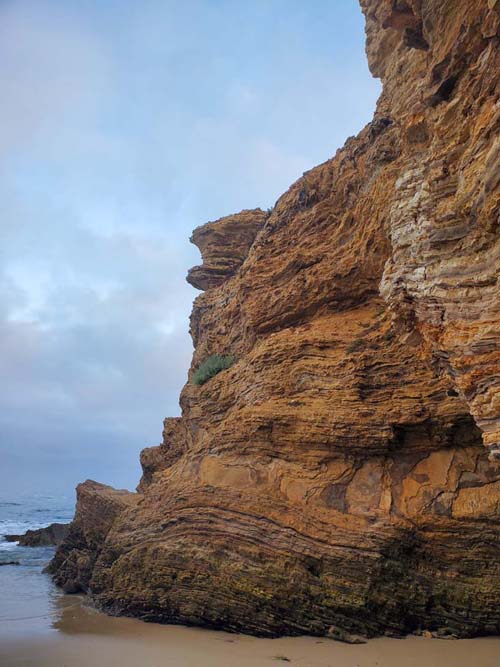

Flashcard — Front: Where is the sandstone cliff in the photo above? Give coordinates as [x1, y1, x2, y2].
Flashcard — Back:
[51, 0, 500, 640]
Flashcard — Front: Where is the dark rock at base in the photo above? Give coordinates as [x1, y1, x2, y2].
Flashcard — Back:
[48, 480, 138, 594]
[5, 522, 70, 547]
[62, 579, 82, 594]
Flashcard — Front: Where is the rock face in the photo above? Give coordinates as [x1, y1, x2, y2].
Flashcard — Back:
[47, 481, 138, 593]
[51, 0, 499, 640]
[5, 523, 69, 546]
[186, 209, 267, 291]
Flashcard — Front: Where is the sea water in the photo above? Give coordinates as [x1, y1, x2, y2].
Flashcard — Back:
[0, 494, 75, 639]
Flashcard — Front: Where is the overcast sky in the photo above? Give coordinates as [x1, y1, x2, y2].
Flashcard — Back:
[0, 0, 380, 498]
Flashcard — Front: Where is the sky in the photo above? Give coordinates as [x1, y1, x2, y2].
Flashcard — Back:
[0, 0, 381, 498]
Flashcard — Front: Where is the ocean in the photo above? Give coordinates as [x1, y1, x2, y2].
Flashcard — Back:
[0, 494, 75, 640]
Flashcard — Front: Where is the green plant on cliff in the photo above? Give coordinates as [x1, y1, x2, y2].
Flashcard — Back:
[192, 354, 235, 385]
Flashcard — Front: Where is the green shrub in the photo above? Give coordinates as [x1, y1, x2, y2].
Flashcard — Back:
[192, 354, 235, 386]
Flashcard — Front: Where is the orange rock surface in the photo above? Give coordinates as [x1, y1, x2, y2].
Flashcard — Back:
[51, 0, 500, 640]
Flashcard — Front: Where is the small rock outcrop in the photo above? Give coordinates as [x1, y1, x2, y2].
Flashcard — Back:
[137, 417, 186, 492]
[51, 0, 499, 639]
[5, 523, 69, 547]
[47, 480, 138, 593]
[186, 209, 267, 290]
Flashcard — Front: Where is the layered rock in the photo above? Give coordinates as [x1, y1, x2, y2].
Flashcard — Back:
[186, 209, 267, 291]
[137, 417, 186, 492]
[363, 0, 500, 461]
[47, 481, 138, 593]
[5, 522, 69, 547]
[51, 0, 499, 640]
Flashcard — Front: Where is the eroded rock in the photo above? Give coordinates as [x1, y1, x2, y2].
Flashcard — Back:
[187, 209, 267, 291]
[50, 0, 500, 640]
[5, 523, 69, 547]
[48, 480, 138, 593]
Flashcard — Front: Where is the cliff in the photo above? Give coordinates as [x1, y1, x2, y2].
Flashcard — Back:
[50, 0, 500, 640]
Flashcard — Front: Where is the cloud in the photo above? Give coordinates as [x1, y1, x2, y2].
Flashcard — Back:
[0, 0, 111, 156]
[0, 0, 380, 497]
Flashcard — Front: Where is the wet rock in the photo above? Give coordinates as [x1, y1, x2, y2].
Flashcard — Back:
[48, 480, 138, 593]
[62, 579, 83, 594]
[5, 523, 70, 547]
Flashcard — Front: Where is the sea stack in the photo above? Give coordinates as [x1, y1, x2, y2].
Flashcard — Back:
[50, 0, 499, 640]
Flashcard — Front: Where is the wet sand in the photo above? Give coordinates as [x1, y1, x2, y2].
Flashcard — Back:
[1, 596, 498, 667]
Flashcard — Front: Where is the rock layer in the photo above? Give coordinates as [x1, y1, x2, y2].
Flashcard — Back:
[51, 0, 499, 639]
[48, 481, 138, 594]
[186, 209, 267, 291]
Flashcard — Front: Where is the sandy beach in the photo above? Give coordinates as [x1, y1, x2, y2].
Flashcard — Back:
[1, 594, 499, 667]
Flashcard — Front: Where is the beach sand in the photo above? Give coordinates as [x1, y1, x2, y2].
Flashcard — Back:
[1, 595, 498, 667]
